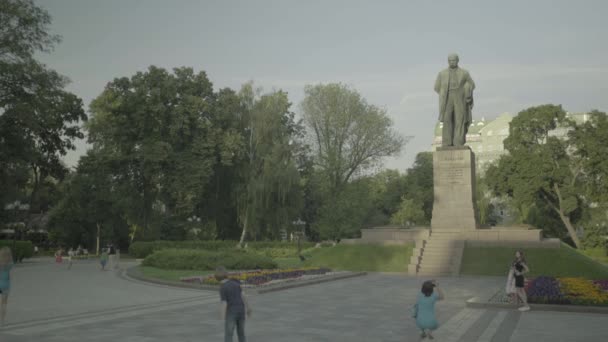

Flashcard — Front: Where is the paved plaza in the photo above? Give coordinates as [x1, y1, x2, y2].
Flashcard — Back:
[1, 259, 607, 341]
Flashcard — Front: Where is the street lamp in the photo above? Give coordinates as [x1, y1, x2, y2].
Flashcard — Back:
[292, 219, 306, 260]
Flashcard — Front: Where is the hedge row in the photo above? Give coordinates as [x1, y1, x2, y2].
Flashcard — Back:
[129, 240, 316, 258]
[0, 240, 34, 262]
[142, 249, 278, 270]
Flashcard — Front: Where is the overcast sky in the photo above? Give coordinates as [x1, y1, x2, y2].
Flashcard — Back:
[37, 0, 608, 171]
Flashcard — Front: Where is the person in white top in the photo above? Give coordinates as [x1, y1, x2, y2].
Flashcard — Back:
[67, 248, 75, 270]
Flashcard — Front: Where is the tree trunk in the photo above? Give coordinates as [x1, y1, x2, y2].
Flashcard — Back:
[238, 209, 248, 247]
[557, 210, 582, 249]
[96, 223, 101, 256]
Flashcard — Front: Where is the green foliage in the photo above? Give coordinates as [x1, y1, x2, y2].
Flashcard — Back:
[234, 83, 305, 244]
[569, 110, 608, 204]
[313, 178, 375, 240]
[142, 249, 277, 270]
[0, 0, 86, 213]
[0, 240, 34, 262]
[302, 244, 414, 272]
[461, 245, 608, 279]
[300, 83, 405, 194]
[390, 197, 426, 227]
[486, 104, 584, 248]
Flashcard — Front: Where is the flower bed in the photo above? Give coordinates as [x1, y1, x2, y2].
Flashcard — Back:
[524, 277, 608, 306]
[181, 267, 332, 286]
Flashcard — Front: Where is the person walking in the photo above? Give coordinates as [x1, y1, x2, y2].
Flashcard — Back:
[216, 266, 251, 342]
[67, 248, 75, 270]
[0, 247, 14, 326]
[55, 248, 63, 264]
[100, 248, 109, 271]
[413, 280, 445, 340]
[108, 244, 116, 270]
[512, 251, 531, 311]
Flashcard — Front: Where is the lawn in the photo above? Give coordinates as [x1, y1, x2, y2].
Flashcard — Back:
[580, 247, 608, 265]
[302, 244, 414, 272]
[460, 244, 608, 279]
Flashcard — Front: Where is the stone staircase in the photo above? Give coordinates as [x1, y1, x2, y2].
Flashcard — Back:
[408, 230, 464, 276]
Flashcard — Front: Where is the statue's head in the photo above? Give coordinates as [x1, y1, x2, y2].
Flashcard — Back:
[448, 53, 459, 69]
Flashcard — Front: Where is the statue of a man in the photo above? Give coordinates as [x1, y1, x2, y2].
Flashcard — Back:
[434, 54, 475, 147]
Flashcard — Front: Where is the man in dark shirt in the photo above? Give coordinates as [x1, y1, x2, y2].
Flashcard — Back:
[217, 266, 251, 342]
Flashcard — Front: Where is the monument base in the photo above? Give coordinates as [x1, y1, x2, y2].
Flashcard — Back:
[431, 146, 478, 231]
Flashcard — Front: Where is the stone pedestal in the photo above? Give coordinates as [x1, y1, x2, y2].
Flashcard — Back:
[430, 147, 478, 231]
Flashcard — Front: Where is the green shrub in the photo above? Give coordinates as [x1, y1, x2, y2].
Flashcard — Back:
[129, 240, 237, 258]
[142, 249, 277, 270]
[0, 240, 34, 262]
[249, 248, 299, 258]
[129, 240, 315, 258]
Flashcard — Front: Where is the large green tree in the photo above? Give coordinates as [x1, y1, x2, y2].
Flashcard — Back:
[486, 104, 584, 248]
[235, 83, 304, 245]
[300, 83, 405, 239]
[0, 0, 86, 213]
[300, 83, 405, 194]
[87, 66, 240, 239]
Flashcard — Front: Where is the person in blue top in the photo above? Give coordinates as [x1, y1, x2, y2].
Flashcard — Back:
[0, 247, 14, 326]
[414, 280, 445, 340]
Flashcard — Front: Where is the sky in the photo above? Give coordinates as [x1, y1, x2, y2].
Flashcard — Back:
[37, 0, 608, 171]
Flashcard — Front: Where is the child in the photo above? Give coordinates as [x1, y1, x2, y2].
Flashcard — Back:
[0, 247, 14, 326]
[414, 280, 445, 340]
[217, 266, 251, 342]
[100, 248, 109, 271]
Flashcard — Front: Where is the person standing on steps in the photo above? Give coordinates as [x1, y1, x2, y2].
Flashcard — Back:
[414, 280, 445, 340]
[512, 250, 531, 311]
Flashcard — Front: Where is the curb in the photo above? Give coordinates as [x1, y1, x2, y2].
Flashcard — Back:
[256, 272, 367, 294]
[126, 266, 367, 294]
[466, 297, 608, 314]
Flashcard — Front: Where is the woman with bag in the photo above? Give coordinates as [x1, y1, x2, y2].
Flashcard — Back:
[413, 280, 445, 340]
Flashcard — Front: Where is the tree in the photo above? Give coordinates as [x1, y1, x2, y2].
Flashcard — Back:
[300, 83, 406, 194]
[235, 83, 304, 245]
[0, 0, 86, 212]
[48, 151, 127, 251]
[87, 66, 231, 239]
[390, 196, 426, 227]
[486, 104, 584, 248]
[402, 152, 434, 222]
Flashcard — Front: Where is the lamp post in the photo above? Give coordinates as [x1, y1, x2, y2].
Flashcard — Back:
[292, 219, 306, 260]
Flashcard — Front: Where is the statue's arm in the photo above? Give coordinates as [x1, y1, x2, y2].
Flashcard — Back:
[434, 73, 441, 93]
[466, 71, 475, 91]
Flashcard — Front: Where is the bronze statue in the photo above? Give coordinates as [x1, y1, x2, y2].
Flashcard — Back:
[434, 54, 475, 147]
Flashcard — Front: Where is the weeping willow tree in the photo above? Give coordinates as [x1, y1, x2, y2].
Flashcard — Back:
[236, 83, 304, 246]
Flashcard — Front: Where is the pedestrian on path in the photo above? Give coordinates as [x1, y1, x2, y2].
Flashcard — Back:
[67, 248, 75, 270]
[54, 248, 63, 264]
[108, 244, 116, 270]
[512, 250, 530, 311]
[100, 248, 108, 271]
[413, 280, 445, 340]
[0, 247, 14, 326]
[217, 266, 251, 342]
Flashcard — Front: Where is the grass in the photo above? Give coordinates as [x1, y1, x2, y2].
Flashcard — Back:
[301, 244, 414, 272]
[139, 266, 214, 282]
[460, 244, 608, 279]
[580, 247, 608, 265]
